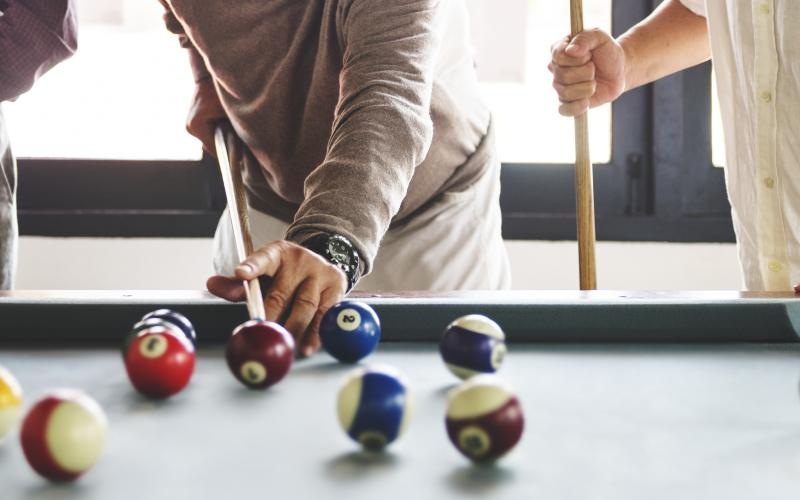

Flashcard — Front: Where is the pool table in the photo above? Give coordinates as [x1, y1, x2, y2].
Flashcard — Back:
[1, 290, 800, 500]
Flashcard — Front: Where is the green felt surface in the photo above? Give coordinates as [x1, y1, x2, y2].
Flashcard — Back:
[2, 343, 800, 500]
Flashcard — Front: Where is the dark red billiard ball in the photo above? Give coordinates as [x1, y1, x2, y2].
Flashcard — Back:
[226, 320, 295, 390]
[123, 325, 195, 399]
[445, 375, 524, 463]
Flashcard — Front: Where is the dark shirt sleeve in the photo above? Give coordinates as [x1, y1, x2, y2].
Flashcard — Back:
[0, 0, 78, 102]
[286, 0, 441, 272]
[158, 0, 211, 83]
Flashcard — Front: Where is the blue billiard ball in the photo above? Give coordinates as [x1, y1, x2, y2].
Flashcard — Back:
[336, 365, 413, 450]
[440, 314, 506, 379]
[141, 309, 196, 346]
[320, 301, 381, 363]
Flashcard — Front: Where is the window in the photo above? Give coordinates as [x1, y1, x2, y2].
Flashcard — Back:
[12, 0, 221, 237]
[13, 0, 733, 243]
[467, 0, 612, 164]
[6, 0, 199, 160]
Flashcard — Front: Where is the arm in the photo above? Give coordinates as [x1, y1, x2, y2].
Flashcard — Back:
[286, 0, 441, 272]
[210, 0, 442, 356]
[549, 0, 710, 116]
[618, 0, 710, 91]
[0, 0, 78, 102]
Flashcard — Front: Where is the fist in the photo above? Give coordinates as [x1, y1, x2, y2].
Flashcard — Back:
[548, 28, 627, 116]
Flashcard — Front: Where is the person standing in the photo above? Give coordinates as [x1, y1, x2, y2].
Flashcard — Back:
[0, 0, 78, 289]
[549, 0, 800, 291]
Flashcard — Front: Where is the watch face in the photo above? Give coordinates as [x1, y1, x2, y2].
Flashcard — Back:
[328, 239, 353, 268]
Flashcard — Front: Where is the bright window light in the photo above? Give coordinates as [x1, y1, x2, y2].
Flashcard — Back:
[466, 0, 612, 164]
[5, 0, 200, 160]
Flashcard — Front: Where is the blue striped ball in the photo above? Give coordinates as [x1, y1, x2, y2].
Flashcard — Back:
[336, 366, 413, 450]
[440, 315, 506, 379]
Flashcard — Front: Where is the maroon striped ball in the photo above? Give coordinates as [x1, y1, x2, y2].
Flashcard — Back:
[226, 320, 295, 389]
[445, 375, 524, 463]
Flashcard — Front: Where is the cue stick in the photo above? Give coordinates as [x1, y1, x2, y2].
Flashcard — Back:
[214, 123, 267, 320]
[570, 0, 597, 290]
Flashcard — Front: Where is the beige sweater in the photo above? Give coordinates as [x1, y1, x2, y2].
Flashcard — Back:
[163, 0, 491, 272]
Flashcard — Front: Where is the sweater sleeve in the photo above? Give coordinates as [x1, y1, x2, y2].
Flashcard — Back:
[286, 0, 441, 273]
[0, 0, 77, 102]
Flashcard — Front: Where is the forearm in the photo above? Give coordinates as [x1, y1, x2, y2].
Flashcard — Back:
[619, 0, 710, 92]
[287, 0, 439, 273]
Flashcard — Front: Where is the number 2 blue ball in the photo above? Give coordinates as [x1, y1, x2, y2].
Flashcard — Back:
[320, 301, 381, 363]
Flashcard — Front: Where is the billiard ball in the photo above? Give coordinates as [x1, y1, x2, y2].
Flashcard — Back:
[123, 324, 195, 399]
[124, 317, 184, 355]
[141, 309, 196, 345]
[0, 365, 23, 442]
[320, 301, 381, 363]
[336, 365, 413, 450]
[445, 375, 524, 463]
[20, 389, 107, 481]
[226, 320, 294, 389]
[440, 314, 506, 379]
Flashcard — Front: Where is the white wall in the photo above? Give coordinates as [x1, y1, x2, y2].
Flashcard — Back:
[16, 238, 741, 291]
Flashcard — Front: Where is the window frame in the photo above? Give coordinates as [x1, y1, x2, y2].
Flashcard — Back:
[17, 0, 734, 243]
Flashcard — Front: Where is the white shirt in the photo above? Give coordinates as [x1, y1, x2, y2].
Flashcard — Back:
[680, 0, 800, 291]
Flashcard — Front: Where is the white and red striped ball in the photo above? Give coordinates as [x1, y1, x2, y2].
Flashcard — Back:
[20, 390, 107, 481]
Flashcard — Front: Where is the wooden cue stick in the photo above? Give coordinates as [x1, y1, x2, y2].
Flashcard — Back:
[569, 0, 598, 290]
[213, 124, 267, 320]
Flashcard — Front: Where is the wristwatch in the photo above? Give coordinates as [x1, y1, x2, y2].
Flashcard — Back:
[301, 233, 361, 292]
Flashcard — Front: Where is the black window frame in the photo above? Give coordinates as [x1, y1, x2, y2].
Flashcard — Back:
[17, 0, 735, 243]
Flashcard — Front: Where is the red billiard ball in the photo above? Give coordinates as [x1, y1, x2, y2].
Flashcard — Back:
[123, 325, 195, 399]
[20, 389, 107, 482]
[226, 320, 295, 390]
[445, 375, 524, 463]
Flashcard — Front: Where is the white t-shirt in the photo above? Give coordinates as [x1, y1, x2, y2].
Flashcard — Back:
[679, 0, 800, 290]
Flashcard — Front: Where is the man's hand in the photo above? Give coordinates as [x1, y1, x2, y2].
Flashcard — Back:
[187, 78, 226, 155]
[548, 28, 627, 117]
[206, 240, 348, 357]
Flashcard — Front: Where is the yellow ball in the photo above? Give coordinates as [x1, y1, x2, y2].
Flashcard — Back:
[0, 365, 23, 442]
